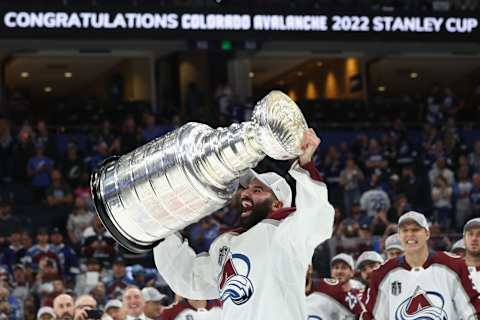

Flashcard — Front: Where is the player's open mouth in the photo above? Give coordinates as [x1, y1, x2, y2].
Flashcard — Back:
[241, 199, 253, 217]
[406, 239, 418, 245]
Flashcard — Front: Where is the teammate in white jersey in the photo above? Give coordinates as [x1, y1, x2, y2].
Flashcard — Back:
[360, 211, 480, 319]
[464, 218, 480, 292]
[153, 129, 335, 320]
[305, 254, 364, 319]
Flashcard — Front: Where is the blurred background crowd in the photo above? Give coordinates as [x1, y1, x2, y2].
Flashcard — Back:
[1, 0, 480, 318]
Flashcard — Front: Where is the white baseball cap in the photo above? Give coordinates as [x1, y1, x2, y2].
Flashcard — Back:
[398, 211, 429, 231]
[330, 253, 355, 270]
[356, 251, 384, 270]
[239, 170, 292, 207]
[464, 218, 480, 234]
[142, 287, 165, 302]
[385, 233, 404, 252]
[37, 306, 56, 319]
[451, 239, 466, 252]
[104, 299, 122, 310]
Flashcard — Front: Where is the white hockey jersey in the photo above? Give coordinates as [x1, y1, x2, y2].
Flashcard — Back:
[306, 278, 363, 320]
[154, 161, 335, 320]
[360, 252, 480, 320]
[161, 300, 222, 320]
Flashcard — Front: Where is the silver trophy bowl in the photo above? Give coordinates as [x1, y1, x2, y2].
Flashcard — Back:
[91, 90, 307, 252]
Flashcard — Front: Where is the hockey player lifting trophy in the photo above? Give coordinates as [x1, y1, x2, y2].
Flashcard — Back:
[91, 90, 308, 253]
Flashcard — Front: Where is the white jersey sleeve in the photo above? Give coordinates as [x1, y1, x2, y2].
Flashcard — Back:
[280, 161, 335, 256]
[153, 233, 219, 300]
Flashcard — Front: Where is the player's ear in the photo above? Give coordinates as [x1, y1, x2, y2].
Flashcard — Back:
[425, 228, 430, 240]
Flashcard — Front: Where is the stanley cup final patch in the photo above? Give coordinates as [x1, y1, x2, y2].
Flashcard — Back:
[392, 281, 402, 296]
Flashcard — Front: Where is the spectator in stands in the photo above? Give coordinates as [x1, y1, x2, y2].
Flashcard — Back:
[369, 208, 395, 237]
[27, 142, 54, 203]
[141, 287, 165, 320]
[89, 282, 107, 310]
[1, 228, 26, 274]
[61, 142, 85, 189]
[122, 286, 146, 320]
[339, 158, 364, 215]
[12, 125, 35, 183]
[398, 166, 425, 211]
[85, 141, 109, 173]
[53, 293, 74, 320]
[106, 258, 134, 299]
[142, 113, 163, 143]
[50, 228, 79, 281]
[0, 207, 21, 261]
[454, 166, 473, 230]
[365, 139, 388, 175]
[0, 285, 21, 320]
[46, 170, 73, 209]
[131, 265, 146, 289]
[35, 120, 56, 159]
[67, 197, 95, 246]
[0, 118, 14, 183]
[33, 258, 62, 307]
[429, 156, 455, 186]
[25, 228, 59, 272]
[470, 173, 480, 219]
[36, 306, 55, 320]
[74, 172, 94, 212]
[119, 116, 141, 154]
[75, 258, 103, 296]
[428, 222, 452, 251]
[73, 294, 98, 320]
[384, 233, 404, 260]
[387, 194, 411, 224]
[81, 217, 116, 264]
[469, 140, 480, 174]
[431, 175, 453, 230]
[360, 183, 391, 218]
[21, 231, 33, 252]
[11, 264, 29, 317]
[322, 146, 342, 189]
[355, 251, 384, 285]
[102, 300, 122, 320]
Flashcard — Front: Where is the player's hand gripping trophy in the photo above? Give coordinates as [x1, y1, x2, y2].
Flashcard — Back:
[91, 91, 308, 252]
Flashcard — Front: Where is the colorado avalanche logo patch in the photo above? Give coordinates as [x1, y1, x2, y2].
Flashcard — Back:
[218, 247, 254, 305]
[395, 286, 448, 320]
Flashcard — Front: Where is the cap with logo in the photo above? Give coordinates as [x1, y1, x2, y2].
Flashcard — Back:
[398, 211, 429, 231]
[385, 233, 404, 252]
[451, 239, 466, 252]
[239, 170, 292, 207]
[356, 251, 384, 270]
[142, 287, 165, 302]
[37, 306, 56, 319]
[104, 299, 122, 310]
[330, 253, 355, 270]
[464, 217, 480, 234]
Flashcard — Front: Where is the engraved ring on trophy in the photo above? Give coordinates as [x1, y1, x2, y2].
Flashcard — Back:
[91, 90, 308, 253]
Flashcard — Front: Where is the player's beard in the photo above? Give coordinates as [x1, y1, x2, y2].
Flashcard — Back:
[467, 248, 480, 257]
[238, 198, 274, 230]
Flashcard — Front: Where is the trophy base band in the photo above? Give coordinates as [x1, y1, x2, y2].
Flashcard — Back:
[91, 156, 161, 253]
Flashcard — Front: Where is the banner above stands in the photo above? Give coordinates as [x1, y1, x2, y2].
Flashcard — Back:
[0, 5, 479, 42]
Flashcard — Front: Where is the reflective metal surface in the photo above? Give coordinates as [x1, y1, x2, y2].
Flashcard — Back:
[91, 90, 308, 252]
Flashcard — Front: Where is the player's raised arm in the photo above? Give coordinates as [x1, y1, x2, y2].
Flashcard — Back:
[280, 128, 335, 254]
[153, 233, 219, 300]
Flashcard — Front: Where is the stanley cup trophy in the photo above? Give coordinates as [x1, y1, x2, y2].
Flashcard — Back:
[91, 90, 308, 253]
